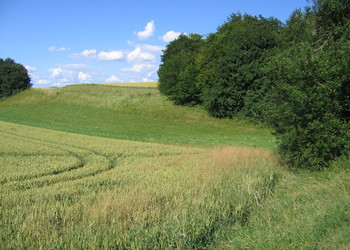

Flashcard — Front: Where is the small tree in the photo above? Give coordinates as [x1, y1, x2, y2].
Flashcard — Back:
[0, 58, 31, 99]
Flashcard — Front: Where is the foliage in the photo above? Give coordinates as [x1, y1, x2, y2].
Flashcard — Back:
[263, 0, 350, 169]
[158, 34, 203, 106]
[0, 58, 31, 99]
[199, 14, 282, 118]
[157, 0, 350, 170]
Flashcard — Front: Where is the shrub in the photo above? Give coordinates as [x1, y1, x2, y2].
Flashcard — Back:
[265, 44, 349, 169]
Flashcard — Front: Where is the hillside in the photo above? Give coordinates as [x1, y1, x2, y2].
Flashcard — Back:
[0, 83, 274, 147]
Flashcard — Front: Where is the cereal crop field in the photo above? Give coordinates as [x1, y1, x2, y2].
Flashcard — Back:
[0, 84, 349, 249]
[0, 121, 279, 249]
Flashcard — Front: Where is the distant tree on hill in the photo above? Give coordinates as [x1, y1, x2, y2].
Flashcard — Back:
[0, 58, 31, 99]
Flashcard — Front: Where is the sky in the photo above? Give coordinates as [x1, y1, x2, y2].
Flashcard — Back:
[0, 0, 309, 87]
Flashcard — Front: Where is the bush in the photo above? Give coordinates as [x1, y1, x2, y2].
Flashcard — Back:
[0, 58, 31, 99]
[265, 44, 350, 169]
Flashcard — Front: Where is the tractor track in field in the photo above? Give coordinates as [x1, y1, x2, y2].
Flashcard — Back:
[0, 129, 121, 191]
[0, 127, 199, 191]
[0, 152, 84, 184]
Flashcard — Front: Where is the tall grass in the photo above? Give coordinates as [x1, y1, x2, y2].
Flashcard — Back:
[215, 163, 350, 249]
[99, 81, 158, 88]
[0, 121, 279, 249]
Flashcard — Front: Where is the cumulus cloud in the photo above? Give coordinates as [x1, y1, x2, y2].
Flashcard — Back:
[139, 44, 164, 52]
[127, 47, 155, 63]
[36, 79, 51, 85]
[78, 72, 92, 83]
[70, 49, 97, 60]
[136, 20, 155, 40]
[97, 50, 124, 61]
[49, 66, 78, 84]
[70, 49, 123, 61]
[161, 31, 182, 42]
[24, 65, 37, 71]
[122, 63, 157, 73]
[48, 46, 70, 52]
[59, 64, 90, 70]
[81, 49, 96, 57]
[49, 67, 66, 78]
[106, 74, 121, 83]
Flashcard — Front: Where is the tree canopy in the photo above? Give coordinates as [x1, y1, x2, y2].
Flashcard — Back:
[158, 33, 203, 106]
[0, 58, 31, 99]
[157, 0, 350, 170]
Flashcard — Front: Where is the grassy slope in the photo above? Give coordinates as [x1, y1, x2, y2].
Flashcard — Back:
[0, 84, 349, 248]
[0, 84, 274, 148]
[217, 164, 350, 249]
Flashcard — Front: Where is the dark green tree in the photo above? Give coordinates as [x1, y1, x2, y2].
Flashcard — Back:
[199, 14, 282, 118]
[265, 44, 349, 169]
[158, 34, 203, 105]
[0, 58, 31, 99]
[264, 0, 350, 169]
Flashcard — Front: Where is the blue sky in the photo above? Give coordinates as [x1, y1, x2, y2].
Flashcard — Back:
[0, 0, 309, 87]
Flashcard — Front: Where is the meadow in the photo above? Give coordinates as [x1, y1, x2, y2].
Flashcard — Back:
[0, 84, 274, 148]
[0, 83, 349, 249]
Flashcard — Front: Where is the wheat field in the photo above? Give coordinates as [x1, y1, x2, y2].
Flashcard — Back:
[0, 120, 278, 249]
[1, 83, 348, 249]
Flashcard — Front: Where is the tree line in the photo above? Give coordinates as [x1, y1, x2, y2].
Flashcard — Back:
[158, 0, 350, 170]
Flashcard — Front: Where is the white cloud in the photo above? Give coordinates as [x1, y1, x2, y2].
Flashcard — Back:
[49, 67, 76, 85]
[122, 63, 157, 73]
[136, 20, 155, 40]
[97, 50, 124, 61]
[24, 65, 37, 71]
[59, 64, 90, 70]
[70, 49, 123, 61]
[70, 49, 97, 60]
[127, 47, 155, 63]
[49, 67, 65, 78]
[49, 46, 70, 52]
[142, 77, 153, 82]
[128, 41, 164, 52]
[78, 72, 92, 83]
[146, 71, 156, 77]
[81, 49, 96, 57]
[140, 44, 164, 52]
[52, 82, 64, 87]
[161, 31, 182, 42]
[36, 79, 51, 85]
[106, 74, 121, 83]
